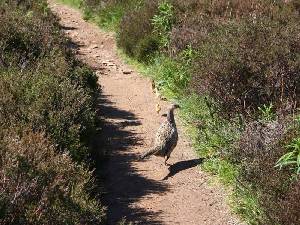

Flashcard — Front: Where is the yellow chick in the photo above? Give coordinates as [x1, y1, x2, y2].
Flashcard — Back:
[151, 80, 156, 93]
[156, 103, 161, 114]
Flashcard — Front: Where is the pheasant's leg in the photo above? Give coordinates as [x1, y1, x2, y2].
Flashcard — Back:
[164, 155, 170, 166]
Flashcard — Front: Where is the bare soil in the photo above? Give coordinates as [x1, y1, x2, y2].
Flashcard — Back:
[48, 1, 243, 224]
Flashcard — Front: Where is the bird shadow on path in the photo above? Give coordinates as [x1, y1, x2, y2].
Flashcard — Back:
[94, 95, 170, 225]
[163, 158, 204, 181]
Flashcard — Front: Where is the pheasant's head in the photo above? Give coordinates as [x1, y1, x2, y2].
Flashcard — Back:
[164, 104, 180, 123]
[170, 104, 180, 110]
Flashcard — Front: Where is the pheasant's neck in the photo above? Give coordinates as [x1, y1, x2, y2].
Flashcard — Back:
[167, 109, 175, 124]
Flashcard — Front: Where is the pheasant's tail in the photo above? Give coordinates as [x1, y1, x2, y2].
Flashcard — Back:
[140, 146, 160, 160]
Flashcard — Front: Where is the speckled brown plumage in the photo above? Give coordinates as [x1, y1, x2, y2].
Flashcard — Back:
[140, 104, 179, 165]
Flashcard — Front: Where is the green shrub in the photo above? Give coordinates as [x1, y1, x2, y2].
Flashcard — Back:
[0, 130, 105, 225]
[117, 0, 158, 62]
[59, 0, 84, 8]
[149, 55, 190, 98]
[151, 0, 174, 48]
[93, 3, 125, 30]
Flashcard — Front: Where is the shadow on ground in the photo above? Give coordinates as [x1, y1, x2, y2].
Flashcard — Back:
[61, 24, 168, 224]
[163, 159, 204, 180]
[59, 25, 78, 30]
[95, 95, 169, 225]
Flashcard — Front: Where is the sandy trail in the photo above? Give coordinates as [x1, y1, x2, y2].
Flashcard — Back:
[48, 1, 242, 224]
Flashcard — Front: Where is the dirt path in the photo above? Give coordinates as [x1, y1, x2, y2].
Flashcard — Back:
[48, 1, 242, 224]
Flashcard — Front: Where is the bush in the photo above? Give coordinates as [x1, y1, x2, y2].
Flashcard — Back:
[117, 0, 159, 62]
[233, 119, 300, 224]
[0, 130, 105, 225]
[0, 0, 101, 162]
[151, 0, 174, 48]
[148, 55, 191, 98]
[0, 68, 97, 162]
[0, 2, 61, 68]
[191, 17, 300, 117]
[0, 0, 106, 223]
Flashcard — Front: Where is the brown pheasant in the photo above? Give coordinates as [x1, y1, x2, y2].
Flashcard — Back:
[140, 104, 180, 166]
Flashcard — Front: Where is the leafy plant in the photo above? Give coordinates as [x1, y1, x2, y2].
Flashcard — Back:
[276, 116, 300, 175]
[149, 55, 190, 98]
[151, 0, 174, 48]
[180, 44, 197, 65]
[276, 139, 300, 175]
[258, 103, 276, 122]
[59, 0, 83, 8]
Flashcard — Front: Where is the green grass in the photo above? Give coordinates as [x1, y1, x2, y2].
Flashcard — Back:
[57, 0, 122, 31]
[58, 0, 82, 8]
[80, 5, 124, 31]
[92, 5, 124, 31]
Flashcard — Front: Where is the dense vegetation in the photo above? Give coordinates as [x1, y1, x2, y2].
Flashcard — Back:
[62, 0, 300, 224]
[0, 0, 105, 224]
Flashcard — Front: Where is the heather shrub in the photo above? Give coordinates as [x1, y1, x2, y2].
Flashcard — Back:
[233, 119, 300, 224]
[0, 130, 105, 225]
[169, 0, 300, 50]
[0, 6, 62, 69]
[0, 67, 97, 162]
[36, 52, 100, 102]
[0, 0, 101, 162]
[117, 0, 159, 62]
[1, 0, 49, 14]
[0, 1, 106, 223]
[191, 17, 300, 117]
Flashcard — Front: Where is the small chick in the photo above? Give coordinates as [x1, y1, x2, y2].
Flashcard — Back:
[156, 103, 161, 114]
[151, 80, 156, 93]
